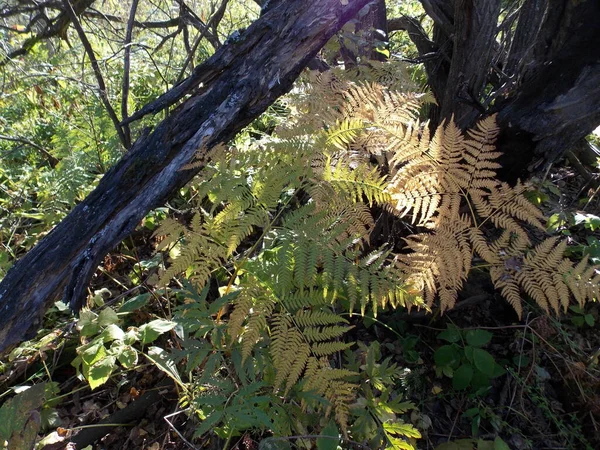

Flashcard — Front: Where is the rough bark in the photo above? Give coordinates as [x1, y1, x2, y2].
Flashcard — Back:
[0, 0, 373, 353]
[438, 0, 501, 127]
[495, 0, 600, 180]
[395, 0, 600, 180]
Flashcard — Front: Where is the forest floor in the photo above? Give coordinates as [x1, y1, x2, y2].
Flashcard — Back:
[1, 163, 599, 450]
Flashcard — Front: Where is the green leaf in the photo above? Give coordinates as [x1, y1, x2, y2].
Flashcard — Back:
[80, 340, 106, 367]
[117, 345, 138, 368]
[435, 440, 475, 450]
[571, 316, 585, 327]
[98, 307, 119, 326]
[434, 345, 460, 368]
[477, 440, 494, 450]
[473, 348, 496, 377]
[259, 439, 292, 450]
[512, 355, 530, 368]
[0, 383, 47, 443]
[317, 421, 340, 450]
[77, 310, 100, 337]
[585, 314, 595, 327]
[494, 437, 510, 450]
[87, 356, 116, 389]
[569, 305, 584, 314]
[452, 364, 473, 390]
[462, 408, 480, 419]
[119, 293, 151, 313]
[139, 319, 176, 344]
[100, 324, 124, 342]
[491, 363, 506, 379]
[385, 435, 415, 450]
[437, 326, 461, 343]
[471, 371, 491, 393]
[464, 345, 474, 363]
[442, 365, 454, 378]
[192, 409, 224, 438]
[146, 346, 184, 387]
[465, 330, 492, 348]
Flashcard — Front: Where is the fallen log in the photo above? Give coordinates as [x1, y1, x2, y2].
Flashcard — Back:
[0, 0, 373, 353]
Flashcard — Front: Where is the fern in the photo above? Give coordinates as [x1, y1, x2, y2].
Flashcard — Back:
[382, 114, 597, 316]
[157, 62, 599, 444]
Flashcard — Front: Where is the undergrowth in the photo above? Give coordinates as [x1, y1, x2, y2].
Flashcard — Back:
[1, 58, 599, 450]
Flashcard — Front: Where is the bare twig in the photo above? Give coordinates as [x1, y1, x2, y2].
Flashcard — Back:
[0, 0, 96, 67]
[121, 0, 140, 148]
[175, 0, 230, 83]
[0, 134, 59, 167]
[62, 0, 128, 149]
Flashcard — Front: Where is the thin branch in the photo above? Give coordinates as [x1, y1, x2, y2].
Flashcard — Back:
[388, 16, 436, 56]
[0, 0, 96, 67]
[82, 10, 180, 29]
[62, 0, 128, 149]
[82, 8, 221, 49]
[177, 1, 222, 49]
[0, 134, 59, 167]
[121, 0, 139, 148]
[175, 0, 230, 83]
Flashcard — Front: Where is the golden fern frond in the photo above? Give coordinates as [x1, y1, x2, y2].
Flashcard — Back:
[271, 313, 310, 392]
[386, 120, 469, 226]
[565, 255, 600, 306]
[303, 326, 351, 342]
[349, 128, 390, 156]
[374, 91, 429, 126]
[269, 306, 353, 395]
[228, 279, 275, 353]
[158, 222, 228, 286]
[228, 286, 254, 342]
[312, 341, 354, 357]
[342, 82, 384, 122]
[490, 237, 600, 316]
[183, 143, 226, 170]
[293, 309, 348, 326]
[154, 217, 187, 251]
[240, 294, 275, 361]
[461, 115, 502, 186]
[482, 181, 545, 231]
[388, 169, 444, 226]
[438, 118, 465, 165]
[345, 59, 417, 92]
[302, 358, 357, 432]
[396, 215, 473, 311]
[291, 70, 349, 126]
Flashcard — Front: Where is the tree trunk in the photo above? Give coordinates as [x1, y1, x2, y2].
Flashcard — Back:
[0, 0, 373, 353]
[495, 0, 600, 180]
[409, 0, 600, 181]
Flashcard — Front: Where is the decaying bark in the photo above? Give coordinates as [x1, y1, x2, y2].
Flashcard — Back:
[0, 0, 373, 353]
[397, 0, 600, 180]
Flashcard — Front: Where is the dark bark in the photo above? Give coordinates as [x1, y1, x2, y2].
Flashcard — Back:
[394, 0, 600, 180]
[495, 0, 600, 180]
[0, 0, 373, 353]
[438, 0, 501, 126]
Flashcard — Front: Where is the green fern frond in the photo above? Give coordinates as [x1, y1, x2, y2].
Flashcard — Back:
[326, 119, 365, 151]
